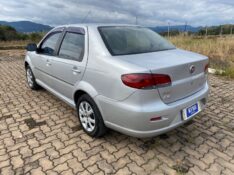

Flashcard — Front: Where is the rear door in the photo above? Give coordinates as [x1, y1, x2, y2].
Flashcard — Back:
[49, 27, 87, 99]
[31, 29, 63, 87]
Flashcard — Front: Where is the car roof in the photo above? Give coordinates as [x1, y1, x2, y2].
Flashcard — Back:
[54, 23, 139, 29]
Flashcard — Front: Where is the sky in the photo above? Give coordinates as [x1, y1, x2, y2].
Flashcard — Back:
[0, 0, 234, 27]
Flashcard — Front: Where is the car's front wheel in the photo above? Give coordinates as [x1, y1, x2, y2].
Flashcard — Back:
[26, 66, 40, 90]
[77, 94, 107, 137]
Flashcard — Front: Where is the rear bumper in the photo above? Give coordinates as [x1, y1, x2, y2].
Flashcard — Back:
[105, 114, 196, 138]
[96, 82, 209, 138]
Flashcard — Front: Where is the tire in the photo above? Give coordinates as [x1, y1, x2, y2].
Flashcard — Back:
[25, 66, 40, 90]
[76, 94, 107, 137]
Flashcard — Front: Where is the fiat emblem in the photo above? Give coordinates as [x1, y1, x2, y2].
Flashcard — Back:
[189, 65, 195, 74]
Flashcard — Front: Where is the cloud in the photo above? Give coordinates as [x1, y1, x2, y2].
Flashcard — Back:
[0, 0, 233, 26]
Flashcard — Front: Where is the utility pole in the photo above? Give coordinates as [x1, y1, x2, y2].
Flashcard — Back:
[220, 25, 223, 37]
[231, 26, 233, 35]
[184, 21, 188, 32]
[205, 26, 208, 38]
[184, 21, 188, 36]
[167, 22, 170, 38]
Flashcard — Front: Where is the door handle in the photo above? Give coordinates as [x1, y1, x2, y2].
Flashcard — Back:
[72, 67, 81, 74]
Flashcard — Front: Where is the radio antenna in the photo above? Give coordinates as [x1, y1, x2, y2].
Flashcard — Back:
[82, 10, 91, 23]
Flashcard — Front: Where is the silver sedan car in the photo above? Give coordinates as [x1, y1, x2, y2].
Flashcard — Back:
[25, 24, 209, 138]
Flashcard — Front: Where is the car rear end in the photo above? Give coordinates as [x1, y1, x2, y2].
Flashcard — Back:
[97, 59, 209, 138]
[95, 26, 209, 138]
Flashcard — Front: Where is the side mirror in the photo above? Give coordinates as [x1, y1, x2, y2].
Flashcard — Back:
[26, 43, 37, 52]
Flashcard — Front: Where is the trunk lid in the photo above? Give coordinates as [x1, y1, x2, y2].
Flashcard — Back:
[117, 49, 208, 104]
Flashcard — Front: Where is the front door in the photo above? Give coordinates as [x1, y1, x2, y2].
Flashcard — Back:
[31, 31, 63, 87]
[49, 27, 87, 100]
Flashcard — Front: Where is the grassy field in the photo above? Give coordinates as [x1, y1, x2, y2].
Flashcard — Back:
[0, 40, 29, 49]
[0, 40, 32, 58]
[0, 35, 234, 78]
[169, 35, 234, 78]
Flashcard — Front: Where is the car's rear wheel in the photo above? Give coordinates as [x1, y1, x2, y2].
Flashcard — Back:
[77, 94, 107, 137]
[26, 66, 40, 90]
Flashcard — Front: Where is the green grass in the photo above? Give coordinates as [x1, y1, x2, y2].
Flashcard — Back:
[0, 40, 40, 50]
[216, 67, 234, 78]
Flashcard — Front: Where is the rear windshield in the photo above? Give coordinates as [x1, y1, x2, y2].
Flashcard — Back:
[98, 26, 175, 56]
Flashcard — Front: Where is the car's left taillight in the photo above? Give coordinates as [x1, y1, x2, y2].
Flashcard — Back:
[121, 73, 171, 89]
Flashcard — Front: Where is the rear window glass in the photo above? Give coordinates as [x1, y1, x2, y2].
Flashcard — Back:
[99, 26, 175, 56]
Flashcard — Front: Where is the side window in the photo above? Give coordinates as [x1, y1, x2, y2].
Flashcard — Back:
[40, 32, 61, 55]
[59, 32, 85, 61]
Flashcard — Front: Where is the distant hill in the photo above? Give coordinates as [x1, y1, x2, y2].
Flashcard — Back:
[149, 25, 202, 33]
[0, 21, 52, 33]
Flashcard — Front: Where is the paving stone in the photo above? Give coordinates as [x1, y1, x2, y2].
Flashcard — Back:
[222, 168, 234, 175]
[114, 146, 131, 159]
[53, 162, 69, 172]
[30, 167, 46, 175]
[210, 148, 232, 161]
[0, 57, 233, 174]
[142, 158, 161, 173]
[87, 164, 100, 174]
[159, 164, 177, 175]
[0, 159, 10, 169]
[127, 162, 146, 174]
[23, 160, 39, 173]
[115, 167, 132, 175]
[112, 156, 131, 171]
[100, 150, 116, 163]
[215, 158, 234, 172]
[67, 158, 84, 174]
[61, 169, 73, 175]
[201, 152, 218, 165]
[206, 163, 224, 175]
[190, 166, 210, 175]
[33, 143, 52, 154]
[97, 160, 115, 174]
[0, 166, 14, 175]
[72, 148, 88, 162]
[81, 154, 102, 169]
[186, 156, 209, 170]
[39, 157, 53, 171]
[46, 170, 59, 175]
[11, 156, 24, 169]
[53, 153, 73, 166]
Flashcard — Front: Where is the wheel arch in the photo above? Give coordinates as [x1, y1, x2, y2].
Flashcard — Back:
[24, 55, 33, 69]
[25, 61, 29, 68]
[74, 90, 87, 105]
[73, 81, 99, 105]
[73, 82, 106, 121]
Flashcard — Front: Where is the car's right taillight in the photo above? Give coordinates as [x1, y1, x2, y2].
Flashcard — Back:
[204, 63, 209, 74]
[121, 73, 171, 89]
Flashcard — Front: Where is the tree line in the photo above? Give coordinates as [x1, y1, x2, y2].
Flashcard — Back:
[0, 25, 44, 42]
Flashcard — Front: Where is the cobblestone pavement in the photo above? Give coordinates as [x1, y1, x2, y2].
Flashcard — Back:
[0, 56, 234, 175]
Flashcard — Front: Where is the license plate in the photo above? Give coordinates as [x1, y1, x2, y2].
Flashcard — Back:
[182, 102, 201, 120]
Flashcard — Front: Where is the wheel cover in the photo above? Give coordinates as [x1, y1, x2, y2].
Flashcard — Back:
[79, 101, 96, 132]
[26, 68, 33, 87]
